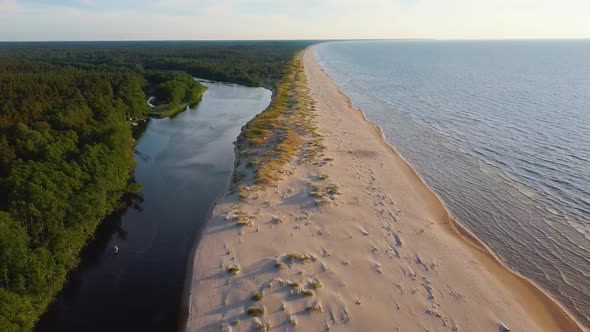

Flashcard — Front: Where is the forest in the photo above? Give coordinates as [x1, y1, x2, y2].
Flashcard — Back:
[0, 41, 314, 331]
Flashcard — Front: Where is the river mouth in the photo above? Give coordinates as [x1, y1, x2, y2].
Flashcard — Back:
[35, 81, 272, 332]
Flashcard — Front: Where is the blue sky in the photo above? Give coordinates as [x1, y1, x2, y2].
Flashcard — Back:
[1, 0, 589, 41]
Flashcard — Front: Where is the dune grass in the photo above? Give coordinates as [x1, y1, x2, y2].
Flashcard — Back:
[310, 280, 322, 289]
[251, 291, 264, 301]
[246, 306, 265, 316]
[227, 265, 240, 275]
[235, 53, 321, 192]
[286, 253, 316, 263]
[305, 303, 323, 313]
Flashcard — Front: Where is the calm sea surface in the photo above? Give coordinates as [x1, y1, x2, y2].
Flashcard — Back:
[36, 81, 271, 331]
[316, 40, 590, 326]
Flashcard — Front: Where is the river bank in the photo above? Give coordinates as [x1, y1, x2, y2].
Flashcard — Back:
[35, 81, 271, 332]
[184, 49, 585, 331]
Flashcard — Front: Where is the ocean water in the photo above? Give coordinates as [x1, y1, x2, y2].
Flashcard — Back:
[315, 40, 590, 326]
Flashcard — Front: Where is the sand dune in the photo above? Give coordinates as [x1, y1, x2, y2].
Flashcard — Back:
[183, 48, 585, 332]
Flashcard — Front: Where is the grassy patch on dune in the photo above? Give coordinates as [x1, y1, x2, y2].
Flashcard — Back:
[246, 306, 265, 316]
[251, 291, 264, 301]
[227, 265, 240, 275]
[236, 53, 320, 189]
[286, 253, 316, 263]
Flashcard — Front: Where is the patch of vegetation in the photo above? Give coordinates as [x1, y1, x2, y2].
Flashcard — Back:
[238, 185, 251, 200]
[254, 317, 268, 332]
[251, 291, 263, 301]
[246, 306, 265, 317]
[279, 279, 299, 288]
[227, 265, 241, 275]
[147, 71, 208, 118]
[310, 281, 323, 289]
[236, 220, 253, 227]
[302, 289, 314, 297]
[232, 206, 253, 226]
[272, 216, 285, 224]
[275, 262, 287, 270]
[310, 183, 341, 206]
[317, 174, 329, 180]
[286, 253, 316, 263]
[305, 304, 323, 313]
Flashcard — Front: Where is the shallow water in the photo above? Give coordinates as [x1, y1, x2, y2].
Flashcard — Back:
[35, 81, 271, 331]
[316, 40, 590, 326]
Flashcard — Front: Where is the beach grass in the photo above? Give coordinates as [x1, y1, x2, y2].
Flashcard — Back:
[246, 306, 265, 316]
[310, 281, 322, 289]
[286, 253, 316, 263]
[227, 265, 240, 275]
[236, 53, 320, 190]
[251, 291, 264, 301]
[305, 304, 322, 313]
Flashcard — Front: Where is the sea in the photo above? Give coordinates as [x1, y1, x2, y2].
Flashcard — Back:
[315, 40, 590, 326]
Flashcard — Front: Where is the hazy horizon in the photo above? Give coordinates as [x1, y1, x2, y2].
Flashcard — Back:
[1, 0, 589, 41]
[2, 38, 590, 43]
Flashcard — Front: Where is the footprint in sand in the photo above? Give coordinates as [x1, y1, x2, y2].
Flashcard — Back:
[416, 255, 430, 271]
[422, 277, 435, 300]
[393, 233, 403, 247]
[405, 265, 417, 280]
[396, 283, 406, 295]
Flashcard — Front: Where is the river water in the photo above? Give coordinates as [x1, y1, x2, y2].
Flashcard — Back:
[36, 81, 271, 331]
[315, 40, 590, 327]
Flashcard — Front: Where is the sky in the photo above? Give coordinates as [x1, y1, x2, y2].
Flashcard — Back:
[1, 0, 589, 41]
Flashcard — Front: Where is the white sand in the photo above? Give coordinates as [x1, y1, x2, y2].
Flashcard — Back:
[184, 49, 585, 332]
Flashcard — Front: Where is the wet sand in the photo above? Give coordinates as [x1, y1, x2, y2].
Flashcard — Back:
[184, 49, 585, 332]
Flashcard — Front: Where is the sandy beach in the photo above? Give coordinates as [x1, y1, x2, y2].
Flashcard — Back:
[184, 48, 585, 332]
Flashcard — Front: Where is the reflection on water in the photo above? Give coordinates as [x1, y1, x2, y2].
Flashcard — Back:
[316, 40, 590, 326]
[36, 82, 271, 332]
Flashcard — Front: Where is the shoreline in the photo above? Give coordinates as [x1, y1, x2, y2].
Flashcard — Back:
[311, 47, 586, 331]
[184, 48, 586, 331]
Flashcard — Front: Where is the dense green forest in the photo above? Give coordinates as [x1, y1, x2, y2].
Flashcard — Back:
[0, 41, 312, 86]
[0, 41, 314, 331]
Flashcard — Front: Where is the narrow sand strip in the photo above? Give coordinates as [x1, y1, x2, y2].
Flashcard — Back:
[184, 49, 585, 332]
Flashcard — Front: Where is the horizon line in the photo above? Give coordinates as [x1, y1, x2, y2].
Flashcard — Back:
[1, 38, 590, 43]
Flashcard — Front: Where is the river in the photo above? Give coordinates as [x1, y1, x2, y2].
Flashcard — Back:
[35, 80, 271, 331]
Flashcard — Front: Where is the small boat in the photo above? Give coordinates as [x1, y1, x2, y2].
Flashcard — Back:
[114, 245, 119, 254]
